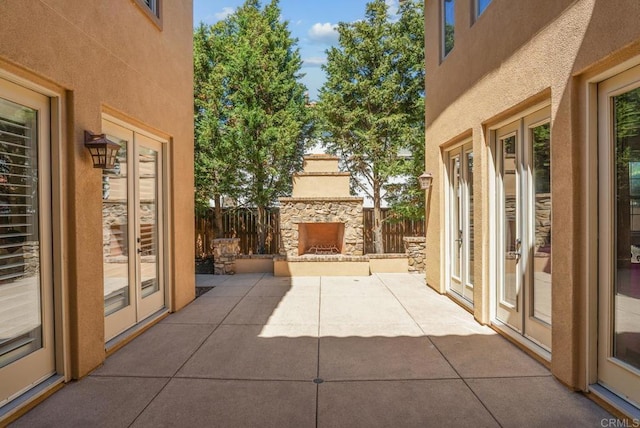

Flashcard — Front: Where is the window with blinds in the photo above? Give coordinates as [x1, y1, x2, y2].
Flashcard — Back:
[0, 97, 42, 368]
[143, 0, 159, 17]
[145, 0, 156, 13]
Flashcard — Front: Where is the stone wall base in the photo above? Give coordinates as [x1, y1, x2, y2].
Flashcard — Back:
[403, 237, 426, 273]
[213, 238, 240, 275]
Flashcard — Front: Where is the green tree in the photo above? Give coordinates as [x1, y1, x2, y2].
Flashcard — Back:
[194, 23, 238, 236]
[316, 0, 425, 253]
[194, 0, 310, 251]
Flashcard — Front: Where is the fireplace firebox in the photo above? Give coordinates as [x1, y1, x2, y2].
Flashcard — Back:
[298, 222, 345, 255]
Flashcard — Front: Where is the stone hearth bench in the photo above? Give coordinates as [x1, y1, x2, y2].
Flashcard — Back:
[272, 254, 409, 277]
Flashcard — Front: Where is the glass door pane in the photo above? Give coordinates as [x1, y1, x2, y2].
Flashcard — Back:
[613, 87, 640, 371]
[136, 136, 164, 321]
[102, 138, 130, 316]
[451, 155, 462, 283]
[501, 135, 518, 309]
[465, 150, 475, 293]
[138, 145, 159, 299]
[532, 123, 551, 325]
[0, 97, 42, 367]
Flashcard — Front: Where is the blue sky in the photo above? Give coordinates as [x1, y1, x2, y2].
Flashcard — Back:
[193, 0, 401, 100]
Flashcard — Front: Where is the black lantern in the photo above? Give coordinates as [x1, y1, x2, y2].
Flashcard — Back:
[418, 172, 433, 190]
[84, 131, 121, 169]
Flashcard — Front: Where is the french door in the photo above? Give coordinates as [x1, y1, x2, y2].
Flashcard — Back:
[447, 144, 474, 304]
[103, 119, 165, 341]
[0, 79, 55, 405]
[495, 107, 552, 351]
[597, 66, 640, 406]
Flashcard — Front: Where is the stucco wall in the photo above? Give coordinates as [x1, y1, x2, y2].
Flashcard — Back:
[424, 0, 640, 390]
[0, 0, 194, 378]
[292, 173, 351, 198]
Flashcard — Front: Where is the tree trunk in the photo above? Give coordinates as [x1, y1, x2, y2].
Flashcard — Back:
[256, 205, 268, 254]
[373, 182, 384, 254]
[214, 194, 224, 239]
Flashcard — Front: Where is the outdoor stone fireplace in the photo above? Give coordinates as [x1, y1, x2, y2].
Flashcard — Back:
[279, 154, 364, 258]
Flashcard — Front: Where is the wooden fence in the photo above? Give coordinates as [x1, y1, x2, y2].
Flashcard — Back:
[195, 207, 425, 257]
[362, 209, 425, 254]
[195, 208, 280, 258]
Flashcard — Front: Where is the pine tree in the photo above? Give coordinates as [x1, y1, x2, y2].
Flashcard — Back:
[194, 23, 238, 236]
[316, 0, 425, 253]
[194, 0, 310, 251]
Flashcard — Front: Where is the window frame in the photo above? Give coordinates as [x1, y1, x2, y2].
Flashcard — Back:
[474, 0, 492, 20]
[133, 0, 163, 30]
[441, 0, 455, 60]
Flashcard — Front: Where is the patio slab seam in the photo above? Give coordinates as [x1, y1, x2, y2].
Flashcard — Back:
[376, 274, 504, 427]
[13, 274, 617, 427]
[169, 273, 266, 379]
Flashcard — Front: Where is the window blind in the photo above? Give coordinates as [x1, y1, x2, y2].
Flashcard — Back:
[0, 103, 42, 368]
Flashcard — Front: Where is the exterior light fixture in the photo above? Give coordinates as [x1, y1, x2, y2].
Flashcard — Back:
[84, 131, 120, 169]
[418, 172, 433, 190]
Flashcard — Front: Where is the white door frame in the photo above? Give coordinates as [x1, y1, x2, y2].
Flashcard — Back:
[489, 104, 552, 360]
[596, 64, 640, 408]
[102, 118, 168, 342]
[0, 78, 55, 406]
[444, 141, 474, 306]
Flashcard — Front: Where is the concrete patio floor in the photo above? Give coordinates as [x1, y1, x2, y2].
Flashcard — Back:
[12, 273, 612, 427]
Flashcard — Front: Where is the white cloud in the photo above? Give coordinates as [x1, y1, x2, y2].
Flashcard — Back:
[385, 0, 401, 21]
[302, 57, 327, 68]
[308, 22, 339, 44]
[214, 6, 234, 20]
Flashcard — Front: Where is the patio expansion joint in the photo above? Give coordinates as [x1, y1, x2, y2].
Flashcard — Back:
[315, 276, 323, 428]
[155, 321, 220, 325]
[169, 377, 316, 383]
[169, 273, 266, 379]
[314, 377, 463, 383]
[375, 274, 505, 428]
[88, 374, 172, 379]
[125, 377, 172, 428]
[126, 274, 268, 427]
[461, 374, 554, 380]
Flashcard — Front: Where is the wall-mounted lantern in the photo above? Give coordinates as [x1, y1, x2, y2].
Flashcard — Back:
[418, 172, 433, 190]
[84, 131, 120, 169]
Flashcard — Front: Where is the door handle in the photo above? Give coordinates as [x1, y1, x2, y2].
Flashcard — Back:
[508, 238, 521, 261]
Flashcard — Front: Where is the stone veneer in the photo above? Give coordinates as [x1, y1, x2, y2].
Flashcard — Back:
[212, 238, 240, 275]
[403, 236, 426, 273]
[278, 197, 364, 258]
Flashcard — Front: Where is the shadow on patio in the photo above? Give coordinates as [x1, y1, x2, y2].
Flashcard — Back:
[12, 273, 612, 427]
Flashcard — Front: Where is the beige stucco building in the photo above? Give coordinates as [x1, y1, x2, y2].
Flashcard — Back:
[425, 0, 640, 417]
[0, 0, 194, 421]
